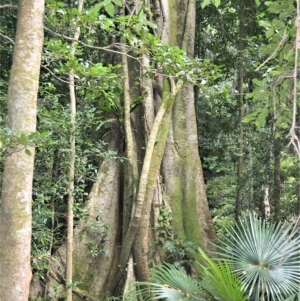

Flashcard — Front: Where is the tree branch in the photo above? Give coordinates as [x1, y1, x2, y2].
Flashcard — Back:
[41, 65, 71, 84]
[0, 32, 14, 44]
[44, 26, 141, 63]
[255, 28, 288, 72]
[288, 0, 300, 157]
[0, 5, 18, 9]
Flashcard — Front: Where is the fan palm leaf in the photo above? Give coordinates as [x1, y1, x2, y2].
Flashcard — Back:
[218, 214, 300, 301]
[136, 263, 206, 301]
[136, 250, 248, 301]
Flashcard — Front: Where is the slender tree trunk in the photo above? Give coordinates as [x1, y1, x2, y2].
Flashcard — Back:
[66, 1, 84, 300]
[263, 185, 270, 221]
[248, 143, 254, 210]
[263, 141, 271, 220]
[235, 1, 245, 221]
[0, 1, 44, 300]
[273, 137, 281, 222]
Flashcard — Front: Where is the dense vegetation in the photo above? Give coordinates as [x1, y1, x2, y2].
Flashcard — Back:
[0, 0, 299, 300]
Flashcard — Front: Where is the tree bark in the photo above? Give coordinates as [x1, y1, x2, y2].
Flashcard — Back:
[0, 0, 44, 300]
[66, 1, 84, 300]
[42, 0, 215, 299]
[273, 137, 281, 222]
[235, 1, 245, 222]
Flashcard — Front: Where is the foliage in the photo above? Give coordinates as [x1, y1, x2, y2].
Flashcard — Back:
[1, 0, 300, 298]
[197, 0, 300, 231]
[137, 263, 207, 301]
[198, 248, 248, 301]
[154, 206, 199, 269]
[242, 0, 297, 140]
[137, 215, 300, 301]
[218, 214, 300, 301]
[136, 248, 248, 301]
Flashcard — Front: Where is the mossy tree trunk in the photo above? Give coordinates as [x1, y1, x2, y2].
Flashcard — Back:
[0, 1, 44, 300]
[44, 0, 215, 300]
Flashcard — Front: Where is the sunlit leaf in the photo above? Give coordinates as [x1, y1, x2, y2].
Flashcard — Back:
[201, 0, 211, 9]
[213, 0, 221, 8]
[255, 107, 268, 128]
[104, 2, 115, 17]
[218, 215, 300, 301]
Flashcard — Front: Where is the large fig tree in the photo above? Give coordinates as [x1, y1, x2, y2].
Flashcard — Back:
[29, 0, 215, 300]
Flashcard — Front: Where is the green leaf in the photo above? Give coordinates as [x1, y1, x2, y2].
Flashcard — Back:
[87, 0, 111, 15]
[218, 214, 300, 301]
[25, 149, 31, 156]
[136, 263, 204, 300]
[255, 107, 268, 128]
[87, 3, 103, 15]
[266, 27, 274, 39]
[134, 22, 142, 32]
[201, 0, 211, 9]
[102, 0, 112, 5]
[213, 0, 221, 8]
[259, 20, 271, 28]
[104, 2, 115, 17]
[144, 20, 157, 29]
[199, 249, 248, 301]
[242, 112, 258, 123]
[270, 70, 282, 75]
[19, 133, 28, 145]
[252, 78, 263, 87]
[138, 9, 144, 21]
[111, 0, 122, 6]
[284, 292, 300, 301]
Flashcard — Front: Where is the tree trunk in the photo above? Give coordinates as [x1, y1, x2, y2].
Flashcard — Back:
[235, 1, 245, 222]
[263, 185, 270, 221]
[43, 0, 215, 299]
[273, 137, 281, 222]
[0, 0, 44, 300]
[66, 1, 84, 300]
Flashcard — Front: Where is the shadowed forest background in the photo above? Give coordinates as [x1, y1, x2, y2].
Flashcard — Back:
[0, 0, 299, 301]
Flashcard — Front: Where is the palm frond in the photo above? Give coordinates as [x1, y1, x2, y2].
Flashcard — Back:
[218, 214, 300, 301]
[198, 248, 248, 301]
[136, 263, 206, 301]
[283, 292, 300, 301]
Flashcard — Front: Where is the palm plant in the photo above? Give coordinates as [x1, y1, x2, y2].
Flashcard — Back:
[136, 263, 206, 301]
[218, 214, 300, 301]
[198, 248, 248, 301]
[136, 250, 248, 301]
[135, 215, 299, 301]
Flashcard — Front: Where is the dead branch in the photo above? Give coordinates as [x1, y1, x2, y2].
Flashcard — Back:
[0, 5, 17, 9]
[255, 28, 288, 72]
[287, 0, 300, 157]
[0, 32, 14, 44]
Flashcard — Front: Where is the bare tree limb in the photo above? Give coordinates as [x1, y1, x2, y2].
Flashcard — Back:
[255, 28, 288, 72]
[0, 5, 18, 9]
[288, 0, 300, 157]
[44, 26, 141, 62]
[0, 32, 14, 44]
[41, 65, 71, 84]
